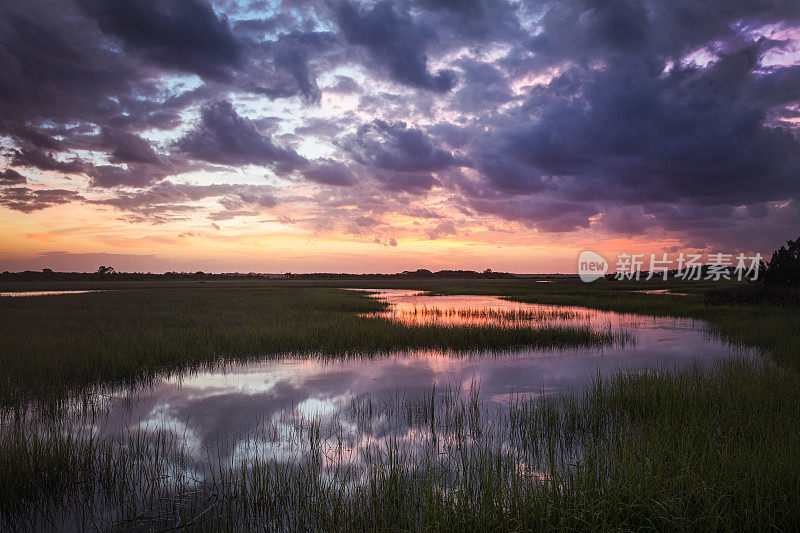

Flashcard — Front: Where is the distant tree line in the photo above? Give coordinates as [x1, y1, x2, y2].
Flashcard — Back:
[285, 269, 516, 280]
[0, 270, 280, 282]
[762, 237, 800, 286]
[0, 267, 519, 282]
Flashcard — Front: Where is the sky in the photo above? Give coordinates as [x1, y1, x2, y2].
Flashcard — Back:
[1, 0, 799, 273]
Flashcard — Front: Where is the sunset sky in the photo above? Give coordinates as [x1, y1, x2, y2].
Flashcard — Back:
[1, 0, 799, 273]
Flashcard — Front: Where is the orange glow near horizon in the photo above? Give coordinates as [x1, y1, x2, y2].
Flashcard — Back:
[0, 197, 690, 274]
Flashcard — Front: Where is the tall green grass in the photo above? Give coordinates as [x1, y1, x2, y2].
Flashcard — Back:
[0, 287, 623, 407]
[2, 358, 798, 530]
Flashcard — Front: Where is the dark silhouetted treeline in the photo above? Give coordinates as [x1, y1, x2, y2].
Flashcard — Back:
[0, 268, 520, 282]
[286, 269, 516, 280]
[762, 237, 800, 286]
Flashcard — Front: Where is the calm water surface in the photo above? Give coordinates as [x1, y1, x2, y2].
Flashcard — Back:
[0, 290, 104, 297]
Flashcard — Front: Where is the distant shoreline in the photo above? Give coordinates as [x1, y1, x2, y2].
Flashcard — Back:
[0, 269, 580, 281]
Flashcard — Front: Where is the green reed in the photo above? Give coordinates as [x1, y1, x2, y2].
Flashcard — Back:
[2, 358, 798, 531]
[0, 286, 624, 407]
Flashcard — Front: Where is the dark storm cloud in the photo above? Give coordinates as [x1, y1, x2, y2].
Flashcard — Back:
[598, 205, 655, 235]
[87, 164, 173, 189]
[0, 0, 202, 190]
[425, 123, 474, 149]
[0, 1, 132, 122]
[77, 0, 245, 79]
[447, 0, 800, 242]
[0, 187, 84, 213]
[344, 120, 459, 173]
[470, 197, 600, 233]
[415, 0, 523, 43]
[469, 145, 551, 196]
[8, 147, 87, 175]
[1, 123, 63, 150]
[263, 32, 339, 102]
[469, 43, 800, 209]
[294, 116, 356, 138]
[333, 1, 456, 92]
[339, 118, 466, 194]
[0, 0, 334, 195]
[99, 128, 165, 166]
[0, 0, 192, 136]
[233, 14, 294, 36]
[375, 170, 439, 194]
[449, 59, 516, 115]
[238, 30, 341, 103]
[304, 160, 356, 186]
[505, 0, 800, 74]
[0, 168, 27, 185]
[752, 64, 800, 109]
[175, 100, 305, 171]
[75, 128, 183, 188]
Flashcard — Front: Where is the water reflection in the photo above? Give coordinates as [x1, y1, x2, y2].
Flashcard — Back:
[0, 290, 104, 297]
[631, 289, 689, 295]
[358, 288, 611, 328]
[64, 289, 749, 474]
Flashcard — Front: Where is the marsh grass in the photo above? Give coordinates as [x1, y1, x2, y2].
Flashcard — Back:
[0, 287, 623, 407]
[379, 305, 591, 323]
[2, 358, 799, 531]
[408, 278, 800, 370]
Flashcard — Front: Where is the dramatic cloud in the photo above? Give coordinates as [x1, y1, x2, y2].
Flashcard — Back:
[1, 123, 63, 150]
[175, 100, 304, 172]
[461, 39, 800, 233]
[8, 147, 87, 174]
[0, 0, 159, 128]
[77, 0, 245, 79]
[0, 187, 83, 212]
[86, 164, 173, 189]
[470, 197, 600, 233]
[100, 128, 165, 166]
[2, 0, 800, 261]
[334, 1, 456, 92]
[304, 160, 356, 186]
[0, 168, 26, 185]
[94, 181, 278, 216]
[345, 120, 458, 172]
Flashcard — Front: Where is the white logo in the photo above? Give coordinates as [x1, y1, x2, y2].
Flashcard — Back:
[578, 251, 608, 282]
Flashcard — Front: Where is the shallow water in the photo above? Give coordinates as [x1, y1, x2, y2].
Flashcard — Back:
[0, 290, 104, 297]
[53, 290, 751, 472]
[632, 289, 689, 295]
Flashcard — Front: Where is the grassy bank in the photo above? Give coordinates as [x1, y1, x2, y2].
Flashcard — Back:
[2, 358, 798, 530]
[0, 286, 622, 406]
